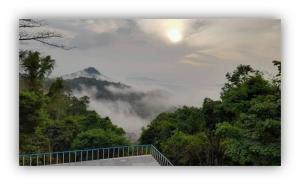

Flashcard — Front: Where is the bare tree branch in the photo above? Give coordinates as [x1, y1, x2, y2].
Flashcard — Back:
[19, 19, 41, 28]
[34, 39, 74, 50]
[19, 19, 73, 50]
[19, 32, 62, 40]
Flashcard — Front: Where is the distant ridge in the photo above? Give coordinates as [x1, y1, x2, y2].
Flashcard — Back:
[59, 67, 172, 129]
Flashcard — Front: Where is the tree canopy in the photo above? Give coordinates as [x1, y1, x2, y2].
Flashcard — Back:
[19, 51, 128, 154]
[140, 61, 281, 166]
[19, 49, 281, 166]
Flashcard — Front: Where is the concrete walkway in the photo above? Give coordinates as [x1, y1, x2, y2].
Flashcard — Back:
[58, 155, 160, 166]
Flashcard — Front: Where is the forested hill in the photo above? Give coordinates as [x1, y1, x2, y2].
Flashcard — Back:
[57, 67, 172, 120]
[19, 51, 130, 154]
[139, 61, 281, 166]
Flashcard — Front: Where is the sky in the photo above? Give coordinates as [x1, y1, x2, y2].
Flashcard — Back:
[20, 19, 281, 135]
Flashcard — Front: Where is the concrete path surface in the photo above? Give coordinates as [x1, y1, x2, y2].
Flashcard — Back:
[58, 155, 160, 166]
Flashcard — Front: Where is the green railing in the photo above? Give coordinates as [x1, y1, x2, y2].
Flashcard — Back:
[19, 144, 173, 166]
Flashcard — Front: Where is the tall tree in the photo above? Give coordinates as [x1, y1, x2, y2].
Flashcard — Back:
[19, 51, 55, 91]
[216, 62, 281, 165]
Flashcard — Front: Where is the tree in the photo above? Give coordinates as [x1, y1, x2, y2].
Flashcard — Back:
[140, 60, 281, 166]
[19, 90, 51, 153]
[41, 117, 81, 152]
[66, 96, 90, 116]
[71, 129, 129, 150]
[215, 61, 281, 165]
[19, 51, 55, 91]
[221, 64, 259, 97]
[161, 131, 209, 165]
[47, 78, 69, 120]
[19, 90, 48, 134]
[78, 111, 125, 135]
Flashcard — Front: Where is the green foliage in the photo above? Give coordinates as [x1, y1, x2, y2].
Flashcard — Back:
[71, 129, 129, 149]
[161, 131, 209, 165]
[19, 50, 131, 154]
[66, 96, 90, 116]
[19, 90, 49, 134]
[139, 106, 203, 147]
[40, 117, 81, 151]
[19, 51, 55, 91]
[140, 61, 281, 166]
[78, 111, 126, 135]
[19, 49, 281, 166]
[47, 78, 70, 120]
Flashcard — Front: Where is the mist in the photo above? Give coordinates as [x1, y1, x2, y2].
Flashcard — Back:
[71, 84, 176, 140]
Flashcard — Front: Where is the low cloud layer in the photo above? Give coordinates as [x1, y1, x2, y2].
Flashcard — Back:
[72, 84, 174, 139]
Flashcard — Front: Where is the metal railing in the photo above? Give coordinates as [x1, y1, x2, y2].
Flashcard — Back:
[150, 145, 173, 166]
[19, 144, 173, 166]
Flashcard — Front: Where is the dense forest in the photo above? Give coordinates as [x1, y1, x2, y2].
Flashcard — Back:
[139, 61, 281, 166]
[19, 51, 129, 154]
[19, 50, 281, 166]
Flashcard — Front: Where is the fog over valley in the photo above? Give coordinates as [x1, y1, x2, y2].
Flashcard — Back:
[60, 67, 182, 140]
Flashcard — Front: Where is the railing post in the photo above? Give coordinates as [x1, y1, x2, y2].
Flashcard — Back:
[63, 152, 65, 164]
[132, 146, 134, 156]
[56, 153, 58, 164]
[158, 152, 161, 164]
[44, 154, 46, 165]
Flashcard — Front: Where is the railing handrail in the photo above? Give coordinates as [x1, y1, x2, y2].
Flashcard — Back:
[19, 144, 150, 157]
[150, 145, 173, 166]
[19, 144, 173, 166]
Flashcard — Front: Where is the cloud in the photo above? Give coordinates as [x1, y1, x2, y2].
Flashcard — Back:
[81, 19, 129, 34]
[65, 19, 130, 34]
[71, 84, 173, 138]
[180, 52, 213, 67]
[136, 19, 200, 43]
[184, 19, 281, 62]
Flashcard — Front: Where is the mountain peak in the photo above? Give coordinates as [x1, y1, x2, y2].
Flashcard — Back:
[62, 67, 113, 82]
[83, 67, 100, 75]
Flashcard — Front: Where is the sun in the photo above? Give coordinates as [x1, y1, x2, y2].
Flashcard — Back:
[167, 28, 183, 43]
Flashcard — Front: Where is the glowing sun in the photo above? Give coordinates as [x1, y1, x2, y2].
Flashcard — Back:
[167, 28, 183, 43]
